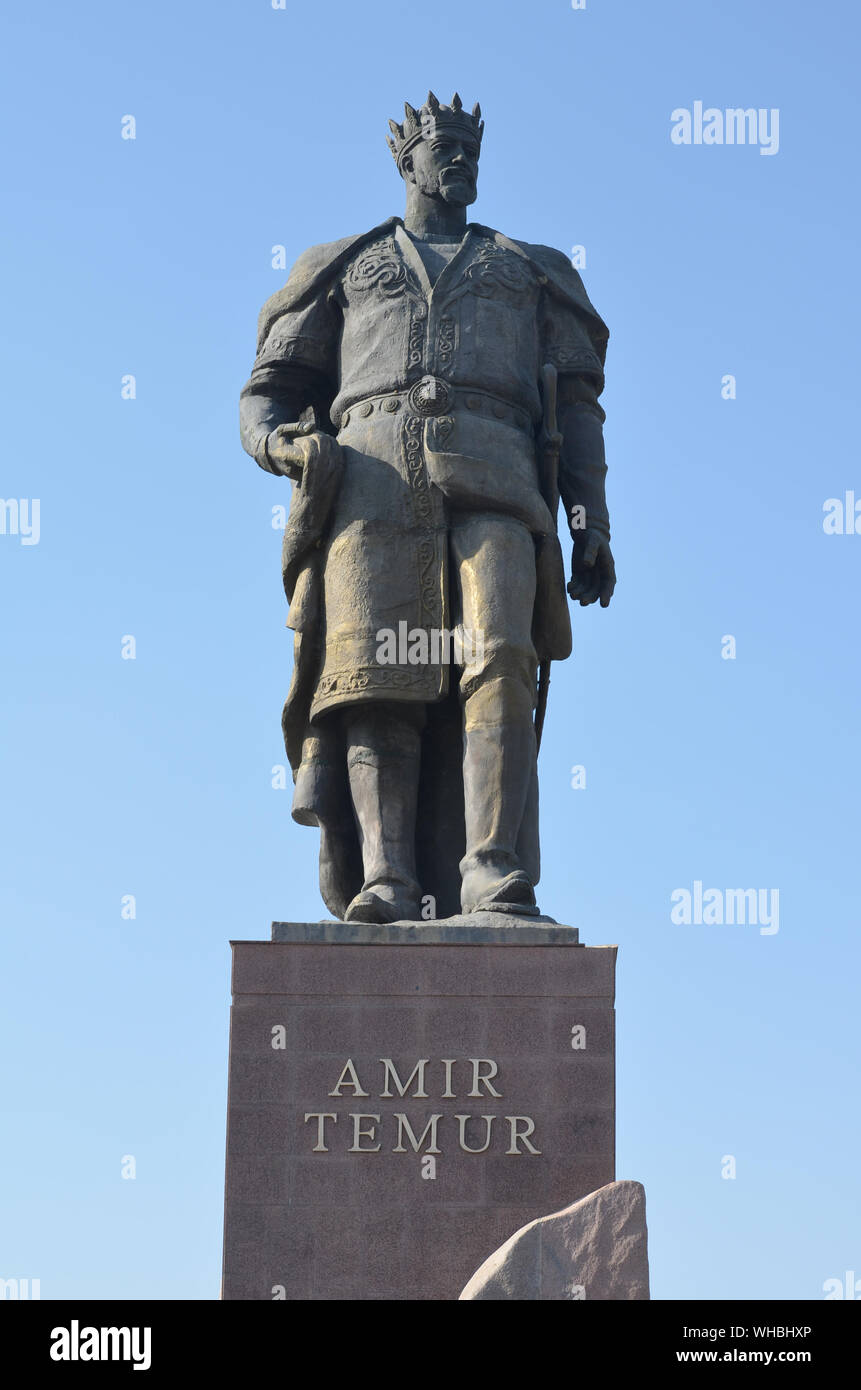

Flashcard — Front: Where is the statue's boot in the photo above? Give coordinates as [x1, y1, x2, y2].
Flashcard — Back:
[342, 706, 424, 924]
[459, 678, 540, 916]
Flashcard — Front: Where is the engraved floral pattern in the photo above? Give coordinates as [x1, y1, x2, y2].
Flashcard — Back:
[465, 243, 536, 299]
[347, 240, 410, 297]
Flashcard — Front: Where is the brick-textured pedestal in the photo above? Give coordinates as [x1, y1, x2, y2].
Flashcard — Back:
[222, 920, 616, 1301]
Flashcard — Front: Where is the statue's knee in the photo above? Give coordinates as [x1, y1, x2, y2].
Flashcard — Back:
[462, 673, 535, 726]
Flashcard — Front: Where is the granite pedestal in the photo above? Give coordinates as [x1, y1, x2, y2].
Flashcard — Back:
[222, 919, 616, 1301]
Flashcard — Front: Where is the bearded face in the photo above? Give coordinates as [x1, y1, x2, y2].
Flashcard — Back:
[404, 130, 480, 207]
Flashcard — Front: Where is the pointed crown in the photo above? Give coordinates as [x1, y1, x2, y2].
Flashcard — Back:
[387, 91, 484, 171]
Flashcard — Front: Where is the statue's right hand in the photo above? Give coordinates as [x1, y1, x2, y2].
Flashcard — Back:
[266, 424, 342, 480]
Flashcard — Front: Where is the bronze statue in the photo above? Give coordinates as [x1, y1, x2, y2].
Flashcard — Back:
[239, 94, 614, 923]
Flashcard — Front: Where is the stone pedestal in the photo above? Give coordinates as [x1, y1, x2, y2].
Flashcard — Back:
[221, 920, 616, 1301]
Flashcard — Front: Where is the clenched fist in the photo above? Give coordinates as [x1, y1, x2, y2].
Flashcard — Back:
[568, 528, 616, 608]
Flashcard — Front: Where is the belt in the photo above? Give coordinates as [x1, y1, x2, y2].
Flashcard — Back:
[339, 377, 535, 436]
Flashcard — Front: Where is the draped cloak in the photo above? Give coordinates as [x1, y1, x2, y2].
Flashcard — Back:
[242, 217, 609, 917]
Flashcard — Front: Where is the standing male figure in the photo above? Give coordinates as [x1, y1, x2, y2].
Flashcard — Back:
[239, 94, 615, 923]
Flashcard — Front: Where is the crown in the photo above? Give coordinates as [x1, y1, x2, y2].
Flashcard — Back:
[387, 91, 484, 170]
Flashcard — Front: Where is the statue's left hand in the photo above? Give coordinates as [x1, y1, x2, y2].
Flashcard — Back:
[567, 529, 616, 608]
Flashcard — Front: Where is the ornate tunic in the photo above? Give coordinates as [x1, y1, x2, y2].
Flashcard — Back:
[242, 218, 607, 719]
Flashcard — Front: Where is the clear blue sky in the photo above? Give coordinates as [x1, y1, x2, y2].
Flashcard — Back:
[1, 0, 859, 1300]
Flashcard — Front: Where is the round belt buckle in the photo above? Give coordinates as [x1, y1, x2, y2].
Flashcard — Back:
[407, 375, 450, 416]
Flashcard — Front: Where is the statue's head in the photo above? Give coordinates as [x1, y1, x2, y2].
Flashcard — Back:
[387, 92, 483, 208]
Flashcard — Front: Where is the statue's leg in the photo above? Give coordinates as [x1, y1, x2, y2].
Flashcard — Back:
[451, 512, 541, 915]
[341, 701, 425, 924]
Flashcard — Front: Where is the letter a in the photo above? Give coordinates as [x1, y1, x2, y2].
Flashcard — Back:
[328, 1059, 369, 1097]
[670, 108, 692, 146]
